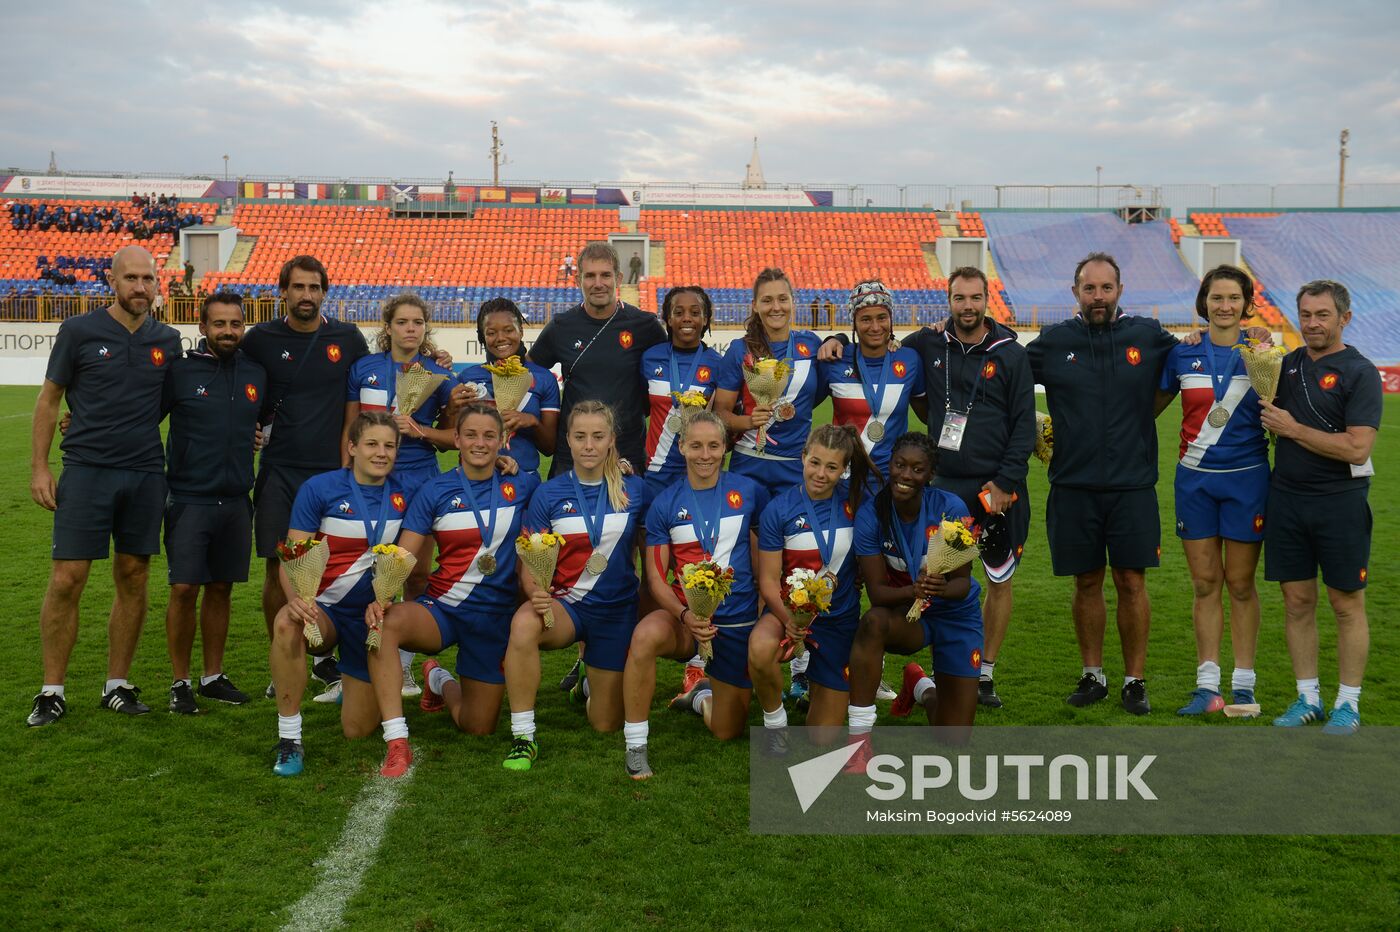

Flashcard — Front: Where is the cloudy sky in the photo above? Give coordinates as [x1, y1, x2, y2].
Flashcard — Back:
[3, 0, 1397, 187]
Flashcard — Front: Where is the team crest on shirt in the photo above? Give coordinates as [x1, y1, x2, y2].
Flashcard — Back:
[676, 507, 691, 520]
[892, 360, 907, 378]
[367, 374, 380, 385]
[245, 384, 259, 402]
[652, 366, 664, 377]
[696, 366, 712, 382]
[618, 331, 634, 349]
[794, 516, 809, 529]
[1253, 514, 1264, 533]
[1190, 359, 1204, 371]
[390, 493, 407, 512]
[843, 501, 854, 519]
[561, 500, 577, 514]
[502, 482, 517, 502]
[727, 490, 744, 509]
[1319, 373, 1339, 390]
[982, 361, 997, 379]
[338, 501, 353, 514]
[797, 343, 812, 358]
[150, 347, 166, 366]
[1126, 347, 1142, 366]
[843, 366, 854, 378]
[195, 385, 208, 397]
[451, 495, 464, 509]
[326, 344, 342, 363]
[926, 525, 937, 540]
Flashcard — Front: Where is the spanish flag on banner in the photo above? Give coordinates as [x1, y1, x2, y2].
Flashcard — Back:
[479, 188, 507, 202]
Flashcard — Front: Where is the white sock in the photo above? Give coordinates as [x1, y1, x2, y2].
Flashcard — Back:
[427, 665, 454, 695]
[1196, 660, 1221, 692]
[762, 705, 788, 729]
[1123, 675, 1143, 688]
[848, 703, 877, 735]
[199, 673, 222, 686]
[686, 654, 705, 669]
[510, 710, 536, 741]
[623, 719, 649, 749]
[398, 648, 414, 668]
[1231, 667, 1257, 692]
[691, 688, 712, 715]
[790, 653, 809, 675]
[381, 716, 409, 742]
[278, 713, 303, 742]
[104, 678, 130, 694]
[979, 661, 995, 681]
[912, 677, 935, 705]
[172, 678, 191, 689]
[311, 653, 332, 663]
[1083, 666, 1105, 686]
[1296, 678, 1322, 707]
[42, 684, 66, 698]
[1335, 683, 1362, 709]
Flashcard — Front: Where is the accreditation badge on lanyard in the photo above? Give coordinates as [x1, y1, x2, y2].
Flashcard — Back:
[938, 341, 972, 452]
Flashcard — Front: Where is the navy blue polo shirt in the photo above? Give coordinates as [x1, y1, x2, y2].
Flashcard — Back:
[45, 307, 182, 472]
[163, 344, 269, 503]
[240, 316, 368, 471]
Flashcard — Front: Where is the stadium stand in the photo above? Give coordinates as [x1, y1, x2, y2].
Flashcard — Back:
[1225, 212, 1400, 363]
[981, 211, 1201, 324]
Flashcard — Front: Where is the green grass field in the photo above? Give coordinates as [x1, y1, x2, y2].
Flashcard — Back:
[3, 383, 1398, 930]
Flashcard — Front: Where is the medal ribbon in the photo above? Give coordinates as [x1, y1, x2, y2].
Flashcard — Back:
[856, 348, 890, 425]
[345, 470, 394, 547]
[569, 471, 611, 554]
[686, 480, 726, 560]
[458, 466, 500, 558]
[891, 489, 930, 581]
[668, 346, 700, 407]
[1203, 338, 1232, 406]
[800, 488, 840, 574]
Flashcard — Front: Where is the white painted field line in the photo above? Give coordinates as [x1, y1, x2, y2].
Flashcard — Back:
[281, 761, 414, 932]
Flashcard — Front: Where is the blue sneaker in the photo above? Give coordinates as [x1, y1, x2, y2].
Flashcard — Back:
[1272, 694, 1324, 727]
[1176, 687, 1225, 716]
[786, 671, 809, 702]
[1230, 688, 1256, 705]
[1321, 702, 1360, 735]
[273, 738, 304, 776]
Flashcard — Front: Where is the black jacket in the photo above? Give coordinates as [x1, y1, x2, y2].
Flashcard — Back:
[1027, 312, 1176, 490]
[163, 344, 268, 503]
[903, 320, 1036, 492]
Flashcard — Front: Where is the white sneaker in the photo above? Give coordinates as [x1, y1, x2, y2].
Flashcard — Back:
[401, 663, 422, 698]
[875, 680, 898, 702]
[312, 680, 343, 704]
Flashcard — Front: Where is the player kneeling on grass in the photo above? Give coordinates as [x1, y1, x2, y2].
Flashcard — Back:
[750, 425, 873, 755]
[846, 433, 983, 767]
[365, 403, 540, 777]
[269, 412, 407, 777]
[501, 401, 646, 771]
[621, 411, 769, 779]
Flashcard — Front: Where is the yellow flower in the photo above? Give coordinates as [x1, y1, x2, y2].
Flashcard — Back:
[790, 588, 810, 606]
[485, 355, 529, 377]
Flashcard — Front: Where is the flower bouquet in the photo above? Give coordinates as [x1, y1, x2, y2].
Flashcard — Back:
[516, 529, 564, 628]
[1033, 411, 1053, 465]
[366, 544, 417, 651]
[1234, 336, 1285, 405]
[906, 519, 980, 622]
[679, 561, 735, 661]
[394, 361, 448, 417]
[741, 355, 792, 452]
[277, 538, 330, 648]
[783, 567, 833, 657]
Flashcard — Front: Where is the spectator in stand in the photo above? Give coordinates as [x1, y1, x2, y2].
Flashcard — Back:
[184, 260, 195, 293]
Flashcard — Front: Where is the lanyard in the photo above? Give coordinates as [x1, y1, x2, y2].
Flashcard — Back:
[943, 336, 983, 417]
[345, 470, 393, 546]
[268, 317, 324, 422]
[800, 488, 840, 571]
[891, 490, 930, 578]
[686, 480, 725, 559]
[856, 348, 890, 420]
[569, 471, 611, 551]
[1202, 338, 1232, 404]
[563, 305, 620, 402]
[669, 346, 700, 400]
[458, 467, 500, 553]
[1297, 356, 1338, 431]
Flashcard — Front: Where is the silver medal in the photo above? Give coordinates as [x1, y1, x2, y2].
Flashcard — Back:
[866, 420, 885, 442]
[586, 551, 609, 575]
[665, 413, 681, 433]
[1207, 405, 1230, 428]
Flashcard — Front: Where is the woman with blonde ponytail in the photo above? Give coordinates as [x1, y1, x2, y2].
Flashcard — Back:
[500, 401, 647, 771]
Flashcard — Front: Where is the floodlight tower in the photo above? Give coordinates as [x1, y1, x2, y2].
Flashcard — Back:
[1338, 129, 1349, 207]
[491, 122, 504, 186]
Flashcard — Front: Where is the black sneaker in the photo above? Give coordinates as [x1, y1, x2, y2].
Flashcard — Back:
[978, 678, 1004, 709]
[264, 681, 276, 700]
[99, 684, 151, 716]
[198, 674, 250, 705]
[311, 655, 341, 687]
[169, 681, 199, 715]
[1065, 673, 1108, 707]
[557, 659, 582, 692]
[27, 692, 67, 727]
[1121, 679, 1152, 716]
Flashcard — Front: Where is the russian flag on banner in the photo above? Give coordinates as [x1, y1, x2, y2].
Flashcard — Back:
[569, 188, 597, 205]
[268, 182, 296, 199]
[417, 184, 445, 203]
